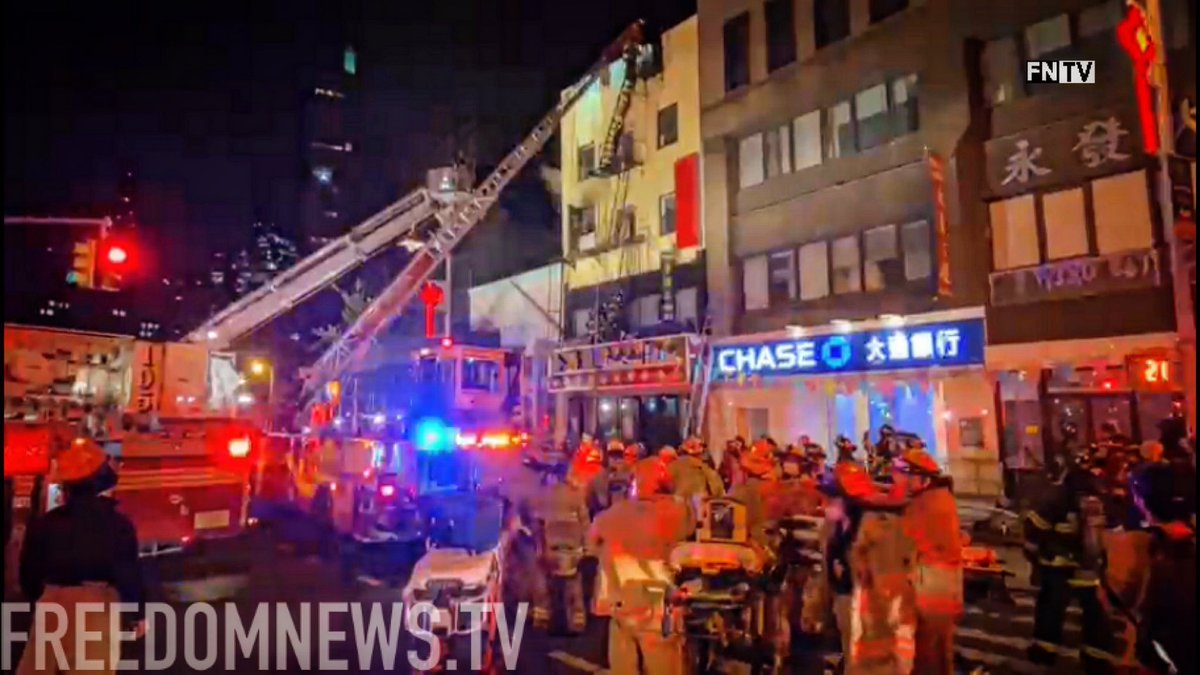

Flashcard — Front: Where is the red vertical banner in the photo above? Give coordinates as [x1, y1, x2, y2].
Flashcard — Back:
[928, 153, 953, 297]
[674, 153, 701, 250]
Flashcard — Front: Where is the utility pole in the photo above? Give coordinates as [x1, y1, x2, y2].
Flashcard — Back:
[1143, 0, 1197, 430]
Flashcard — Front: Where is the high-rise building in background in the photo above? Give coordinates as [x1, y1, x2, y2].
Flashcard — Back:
[231, 221, 299, 297]
[299, 43, 361, 250]
[113, 166, 137, 229]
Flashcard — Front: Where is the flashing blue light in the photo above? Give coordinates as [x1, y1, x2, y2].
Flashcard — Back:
[415, 417, 453, 453]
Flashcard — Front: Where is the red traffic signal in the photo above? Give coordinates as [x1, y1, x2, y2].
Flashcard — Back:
[106, 245, 128, 265]
[440, 337, 454, 348]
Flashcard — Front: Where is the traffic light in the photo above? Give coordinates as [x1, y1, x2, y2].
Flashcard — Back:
[96, 239, 131, 291]
[68, 239, 98, 289]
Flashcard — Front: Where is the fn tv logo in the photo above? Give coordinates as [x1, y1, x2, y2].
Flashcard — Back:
[1025, 60, 1097, 84]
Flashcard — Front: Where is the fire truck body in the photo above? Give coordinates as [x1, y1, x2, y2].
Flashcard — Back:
[3, 324, 257, 559]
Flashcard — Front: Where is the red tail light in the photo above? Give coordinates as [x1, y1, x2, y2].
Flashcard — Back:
[228, 437, 251, 458]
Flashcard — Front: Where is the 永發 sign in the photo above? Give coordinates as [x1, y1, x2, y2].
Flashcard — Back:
[714, 318, 985, 378]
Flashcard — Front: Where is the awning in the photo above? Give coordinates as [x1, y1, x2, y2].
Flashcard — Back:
[985, 332, 1179, 371]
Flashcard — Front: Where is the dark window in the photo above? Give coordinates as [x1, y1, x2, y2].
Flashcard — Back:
[723, 13, 751, 92]
[569, 205, 597, 241]
[767, 250, 797, 304]
[462, 359, 499, 392]
[657, 104, 679, 148]
[660, 193, 677, 235]
[869, 0, 909, 23]
[578, 144, 595, 180]
[765, 0, 797, 72]
[814, 0, 851, 48]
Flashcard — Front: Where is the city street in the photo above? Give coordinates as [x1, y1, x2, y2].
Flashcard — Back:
[3, 503, 1128, 674]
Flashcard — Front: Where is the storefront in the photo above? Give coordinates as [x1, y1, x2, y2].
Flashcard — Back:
[548, 334, 700, 450]
[705, 308, 1002, 496]
[989, 333, 1186, 474]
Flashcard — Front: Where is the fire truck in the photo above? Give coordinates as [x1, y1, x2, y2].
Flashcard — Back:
[3, 324, 260, 578]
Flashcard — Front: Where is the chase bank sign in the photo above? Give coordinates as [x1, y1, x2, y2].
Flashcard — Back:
[714, 318, 985, 378]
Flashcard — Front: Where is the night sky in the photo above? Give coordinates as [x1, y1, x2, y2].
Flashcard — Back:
[5, 0, 694, 276]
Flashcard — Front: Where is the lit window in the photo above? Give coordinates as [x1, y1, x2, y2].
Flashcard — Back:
[743, 255, 769, 311]
[1092, 170, 1153, 254]
[765, 124, 791, 178]
[799, 241, 830, 300]
[343, 47, 357, 75]
[313, 166, 334, 184]
[989, 195, 1039, 270]
[825, 101, 853, 159]
[832, 236, 861, 294]
[767, 250, 797, 304]
[982, 38, 1021, 106]
[792, 110, 822, 171]
[739, 133, 764, 188]
[863, 224, 898, 291]
[1042, 188, 1089, 260]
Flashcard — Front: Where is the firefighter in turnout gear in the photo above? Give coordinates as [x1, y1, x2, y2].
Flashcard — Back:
[835, 460, 916, 675]
[730, 440, 782, 549]
[1023, 449, 1118, 673]
[588, 458, 694, 675]
[568, 436, 605, 490]
[18, 438, 144, 675]
[522, 455, 591, 632]
[587, 441, 638, 517]
[893, 443, 962, 675]
[668, 436, 724, 501]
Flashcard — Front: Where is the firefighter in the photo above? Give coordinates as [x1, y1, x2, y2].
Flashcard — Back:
[568, 436, 605, 489]
[668, 436, 724, 501]
[805, 443, 829, 480]
[588, 458, 694, 675]
[523, 457, 590, 632]
[833, 460, 915, 675]
[834, 434, 858, 466]
[731, 440, 782, 549]
[587, 440, 637, 517]
[1124, 463, 1196, 674]
[18, 438, 144, 675]
[718, 437, 747, 489]
[1023, 448, 1118, 673]
[893, 442, 962, 675]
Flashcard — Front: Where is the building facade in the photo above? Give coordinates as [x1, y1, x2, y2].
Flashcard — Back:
[954, 0, 1194, 475]
[552, 17, 708, 449]
[697, 0, 1006, 493]
[299, 43, 362, 250]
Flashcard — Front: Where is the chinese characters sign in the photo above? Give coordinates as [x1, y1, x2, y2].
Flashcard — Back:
[985, 107, 1142, 198]
[549, 334, 693, 392]
[713, 319, 985, 378]
[989, 247, 1163, 306]
[928, 153, 953, 297]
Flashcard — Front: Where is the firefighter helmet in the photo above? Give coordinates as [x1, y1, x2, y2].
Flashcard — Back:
[659, 446, 678, 462]
[624, 443, 643, 462]
[631, 457, 673, 498]
[57, 437, 108, 483]
[681, 437, 704, 456]
[894, 446, 941, 477]
[821, 461, 890, 503]
[741, 446, 777, 479]
[805, 443, 827, 460]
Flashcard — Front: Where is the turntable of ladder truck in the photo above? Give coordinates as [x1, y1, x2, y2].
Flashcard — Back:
[3, 325, 262, 580]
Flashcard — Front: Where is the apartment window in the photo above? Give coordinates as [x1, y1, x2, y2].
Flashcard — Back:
[724, 13, 752, 92]
[825, 101, 853, 159]
[768, 250, 797, 304]
[901, 220, 933, 280]
[798, 241, 830, 300]
[676, 287, 699, 324]
[765, 0, 797, 72]
[863, 225, 899, 291]
[891, 74, 919, 135]
[1079, 0, 1123, 39]
[764, 124, 792, 179]
[832, 236, 862, 294]
[573, 309, 591, 338]
[990, 195, 1041, 270]
[1025, 14, 1072, 58]
[814, 0, 851, 49]
[570, 205, 597, 252]
[743, 255, 770, 311]
[657, 104, 679, 148]
[618, 205, 637, 242]
[855, 84, 890, 151]
[982, 38, 1021, 107]
[792, 110, 822, 171]
[1092, 171, 1153, 254]
[578, 144, 596, 180]
[739, 133, 765, 188]
[632, 294, 661, 327]
[869, 0, 909, 24]
[660, 193, 677, 235]
[1042, 188, 1089, 260]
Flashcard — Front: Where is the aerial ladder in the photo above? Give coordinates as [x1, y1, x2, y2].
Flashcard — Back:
[682, 313, 714, 440]
[186, 20, 646, 401]
[591, 43, 642, 178]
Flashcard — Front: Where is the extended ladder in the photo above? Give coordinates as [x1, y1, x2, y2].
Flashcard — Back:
[303, 21, 646, 397]
[683, 314, 715, 440]
[592, 47, 641, 178]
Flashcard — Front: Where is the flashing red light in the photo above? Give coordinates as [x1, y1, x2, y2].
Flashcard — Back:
[106, 245, 129, 265]
[1102, 380, 1115, 391]
[440, 337, 454, 349]
[379, 484, 397, 499]
[228, 437, 251, 458]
